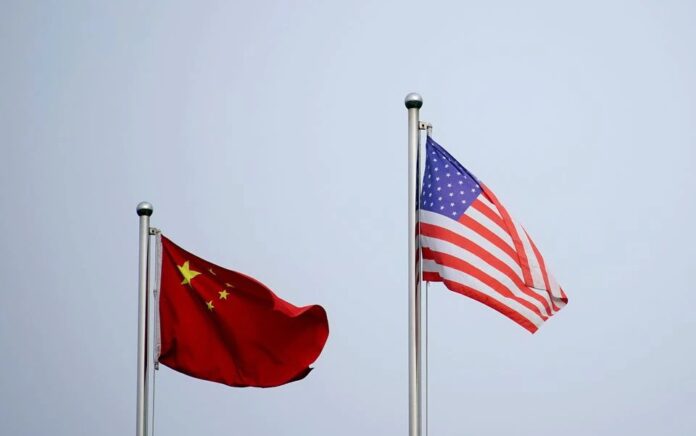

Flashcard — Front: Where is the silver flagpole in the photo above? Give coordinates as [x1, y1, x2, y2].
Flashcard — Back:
[136, 201, 153, 436]
[405, 92, 423, 436]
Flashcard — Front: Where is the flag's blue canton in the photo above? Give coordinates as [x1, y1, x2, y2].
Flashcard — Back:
[421, 137, 482, 220]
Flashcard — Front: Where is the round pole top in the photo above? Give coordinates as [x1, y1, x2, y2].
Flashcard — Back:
[136, 201, 153, 216]
[404, 92, 423, 109]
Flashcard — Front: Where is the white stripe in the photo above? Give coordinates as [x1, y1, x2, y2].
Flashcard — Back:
[516, 227, 559, 313]
[422, 209, 557, 315]
[513, 220, 546, 290]
[548, 274, 567, 308]
[420, 216, 523, 279]
[465, 204, 515, 248]
[477, 195, 502, 219]
[420, 235, 551, 317]
[420, 210, 519, 269]
[422, 259, 545, 328]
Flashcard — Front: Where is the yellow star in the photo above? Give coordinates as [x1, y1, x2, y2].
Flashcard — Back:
[225, 282, 235, 288]
[218, 290, 229, 300]
[208, 267, 216, 276]
[177, 261, 201, 286]
[206, 300, 215, 311]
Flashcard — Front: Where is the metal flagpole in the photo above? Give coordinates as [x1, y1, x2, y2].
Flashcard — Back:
[405, 92, 423, 436]
[136, 201, 153, 436]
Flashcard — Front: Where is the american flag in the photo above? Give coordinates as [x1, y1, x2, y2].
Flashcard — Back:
[419, 137, 568, 333]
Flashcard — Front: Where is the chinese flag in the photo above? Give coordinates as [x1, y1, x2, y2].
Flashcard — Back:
[157, 235, 329, 388]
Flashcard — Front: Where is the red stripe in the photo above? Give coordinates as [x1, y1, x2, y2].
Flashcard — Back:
[421, 270, 539, 333]
[422, 247, 548, 321]
[457, 215, 518, 262]
[472, 198, 506, 230]
[423, 271, 442, 282]
[524, 229, 559, 312]
[480, 184, 534, 287]
[420, 223, 553, 315]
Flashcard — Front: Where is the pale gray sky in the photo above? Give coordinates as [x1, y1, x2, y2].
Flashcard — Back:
[1, 1, 695, 435]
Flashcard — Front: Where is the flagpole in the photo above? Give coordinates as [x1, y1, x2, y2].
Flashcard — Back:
[136, 201, 153, 436]
[405, 92, 423, 436]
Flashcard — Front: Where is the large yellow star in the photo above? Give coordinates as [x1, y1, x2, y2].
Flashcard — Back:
[218, 290, 229, 300]
[177, 261, 201, 286]
[206, 300, 215, 311]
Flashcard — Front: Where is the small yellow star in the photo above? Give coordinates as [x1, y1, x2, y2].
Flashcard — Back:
[206, 300, 215, 311]
[177, 261, 201, 286]
[208, 268, 216, 276]
[225, 282, 235, 288]
[218, 290, 229, 300]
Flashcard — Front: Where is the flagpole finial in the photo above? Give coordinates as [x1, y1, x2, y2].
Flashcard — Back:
[136, 202, 153, 216]
[404, 92, 423, 109]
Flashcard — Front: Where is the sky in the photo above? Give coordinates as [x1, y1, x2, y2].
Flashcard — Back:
[1, 1, 695, 435]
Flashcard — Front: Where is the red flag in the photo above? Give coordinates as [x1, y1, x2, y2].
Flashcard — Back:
[156, 235, 329, 388]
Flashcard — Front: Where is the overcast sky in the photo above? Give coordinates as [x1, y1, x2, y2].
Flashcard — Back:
[2, 1, 695, 435]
